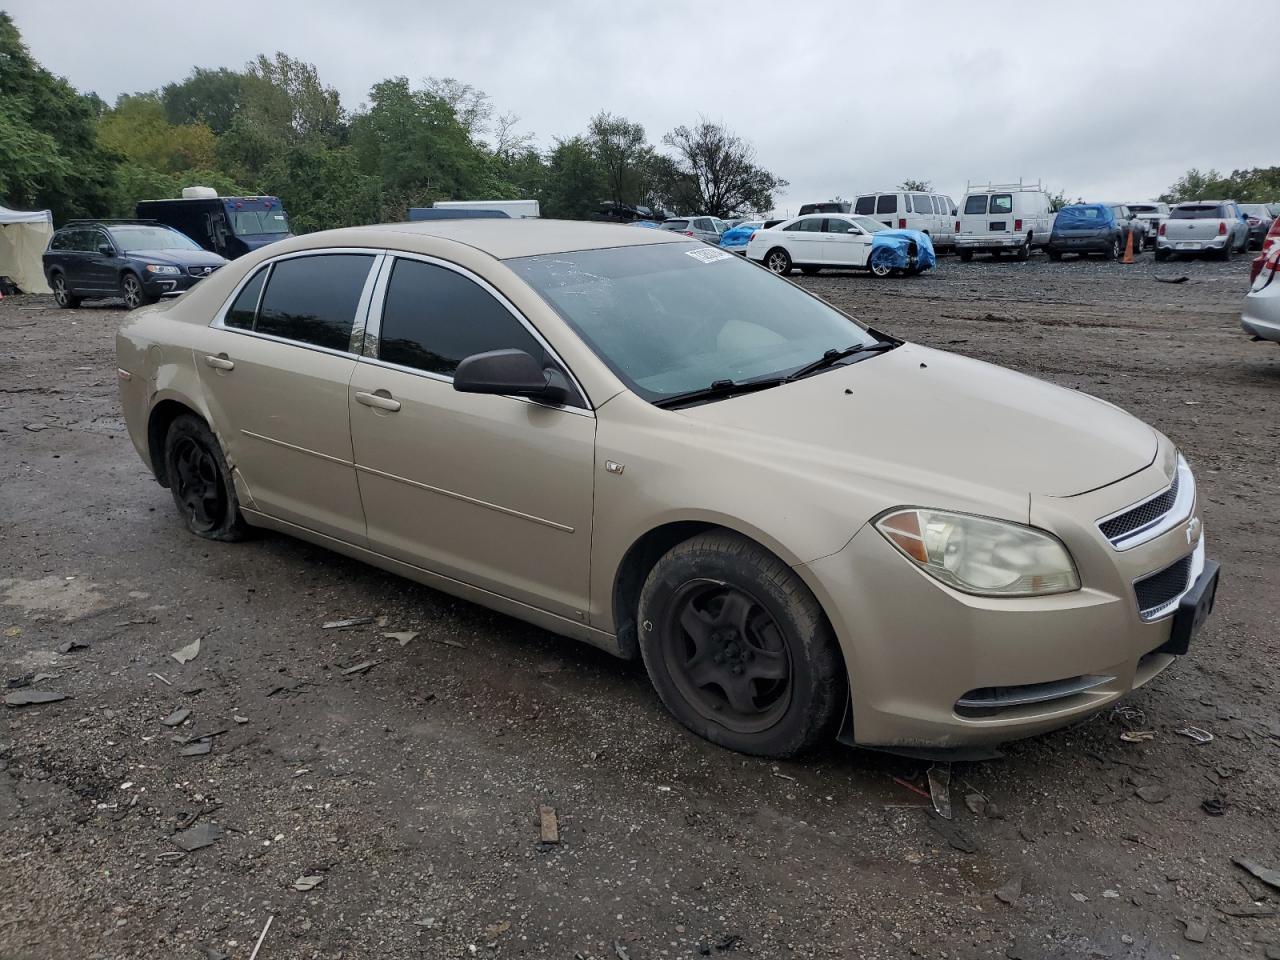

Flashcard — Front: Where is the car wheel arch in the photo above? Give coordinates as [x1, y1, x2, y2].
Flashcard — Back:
[146, 396, 225, 487]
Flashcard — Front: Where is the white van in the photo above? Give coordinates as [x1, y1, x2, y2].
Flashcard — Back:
[955, 181, 1054, 261]
[853, 191, 957, 250]
[432, 199, 540, 219]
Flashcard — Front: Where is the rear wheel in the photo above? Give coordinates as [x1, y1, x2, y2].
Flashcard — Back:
[121, 273, 158, 310]
[1154, 248, 1170, 262]
[50, 273, 82, 308]
[958, 249, 973, 263]
[764, 248, 792, 275]
[1015, 236, 1031, 261]
[637, 531, 845, 758]
[163, 414, 248, 541]
[1048, 249, 1063, 262]
[1106, 236, 1122, 260]
[1218, 243, 1234, 261]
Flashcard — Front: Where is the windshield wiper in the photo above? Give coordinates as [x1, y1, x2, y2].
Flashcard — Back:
[653, 376, 788, 410]
[785, 341, 899, 381]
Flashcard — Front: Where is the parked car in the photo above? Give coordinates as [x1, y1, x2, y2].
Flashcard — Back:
[1126, 202, 1170, 249]
[136, 187, 291, 259]
[44, 219, 228, 309]
[660, 217, 723, 243]
[955, 182, 1055, 261]
[798, 201, 852, 216]
[1046, 204, 1144, 261]
[718, 220, 765, 254]
[1249, 216, 1280, 283]
[1238, 204, 1275, 250]
[116, 219, 1218, 759]
[1241, 246, 1280, 345]
[1155, 201, 1250, 260]
[853, 191, 957, 250]
[746, 214, 934, 276]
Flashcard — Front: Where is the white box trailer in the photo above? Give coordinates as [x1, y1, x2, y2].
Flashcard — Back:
[432, 200, 540, 219]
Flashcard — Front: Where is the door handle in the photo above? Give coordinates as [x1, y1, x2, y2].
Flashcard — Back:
[355, 390, 401, 413]
[204, 354, 234, 371]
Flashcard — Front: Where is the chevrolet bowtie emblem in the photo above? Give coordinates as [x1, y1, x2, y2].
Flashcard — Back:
[1186, 516, 1201, 545]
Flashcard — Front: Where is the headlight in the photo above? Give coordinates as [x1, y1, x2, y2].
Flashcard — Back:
[875, 508, 1080, 597]
[145, 264, 180, 275]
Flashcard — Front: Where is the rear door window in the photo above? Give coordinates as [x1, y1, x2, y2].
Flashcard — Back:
[876, 195, 898, 215]
[964, 195, 988, 215]
[912, 194, 933, 216]
[989, 195, 1013, 215]
[854, 196, 875, 215]
[378, 257, 557, 383]
[254, 254, 375, 351]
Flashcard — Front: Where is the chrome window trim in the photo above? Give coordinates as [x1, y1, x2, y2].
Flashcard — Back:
[1132, 537, 1204, 623]
[1098, 455, 1196, 551]
[210, 248, 385, 362]
[360, 250, 593, 414]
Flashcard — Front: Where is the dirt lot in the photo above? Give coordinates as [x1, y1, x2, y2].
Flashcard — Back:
[2, 252, 1278, 960]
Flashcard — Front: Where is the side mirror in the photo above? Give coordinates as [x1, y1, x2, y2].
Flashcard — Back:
[97, 243, 114, 256]
[453, 349, 564, 403]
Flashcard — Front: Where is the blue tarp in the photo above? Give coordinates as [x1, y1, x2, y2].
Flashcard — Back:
[870, 229, 936, 272]
[1053, 204, 1115, 231]
[719, 221, 764, 250]
[628, 220, 661, 229]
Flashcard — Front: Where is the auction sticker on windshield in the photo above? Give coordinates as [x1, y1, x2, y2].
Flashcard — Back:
[685, 248, 733, 263]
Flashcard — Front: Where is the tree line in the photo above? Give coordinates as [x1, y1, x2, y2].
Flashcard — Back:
[0, 13, 785, 231]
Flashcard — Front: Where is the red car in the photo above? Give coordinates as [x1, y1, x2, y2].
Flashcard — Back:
[1251, 216, 1280, 283]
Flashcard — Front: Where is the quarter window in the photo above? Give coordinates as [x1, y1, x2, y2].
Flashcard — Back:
[225, 268, 267, 330]
[876, 195, 898, 215]
[254, 254, 374, 352]
[378, 258, 549, 379]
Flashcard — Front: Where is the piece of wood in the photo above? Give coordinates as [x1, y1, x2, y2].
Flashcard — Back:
[539, 805, 559, 844]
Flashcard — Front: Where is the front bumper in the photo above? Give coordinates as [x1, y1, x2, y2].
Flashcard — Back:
[142, 270, 216, 298]
[801, 452, 1213, 749]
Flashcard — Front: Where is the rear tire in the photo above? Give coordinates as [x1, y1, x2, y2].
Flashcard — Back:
[764, 248, 792, 276]
[636, 531, 845, 758]
[1015, 236, 1031, 261]
[800, 266, 821, 276]
[1048, 249, 1062, 262]
[1218, 243, 1234, 261]
[163, 414, 248, 542]
[1106, 236, 1121, 260]
[50, 273, 82, 308]
[958, 250, 973, 263]
[1154, 248, 1170, 262]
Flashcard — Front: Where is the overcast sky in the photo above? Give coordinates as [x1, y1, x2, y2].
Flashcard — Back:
[10, 1, 1277, 215]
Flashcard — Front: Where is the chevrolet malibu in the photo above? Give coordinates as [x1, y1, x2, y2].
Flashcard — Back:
[116, 220, 1220, 759]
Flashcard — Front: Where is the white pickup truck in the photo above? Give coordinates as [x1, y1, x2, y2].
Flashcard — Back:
[1156, 201, 1250, 260]
[1125, 202, 1169, 249]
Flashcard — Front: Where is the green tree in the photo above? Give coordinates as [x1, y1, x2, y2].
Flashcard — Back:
[162, 67, 244, 134]
[1158, 168, 1230, 203]
[261, 145, 381, 232]
[0, 12, 115, 220]
[588, 111, 652, 208]
[99, 94, 217, 173]
[662, 118, 786, 217]
[1159, 166, 1280, 204]
[898, 178, 932, 192]
[542, 136, 605, 219]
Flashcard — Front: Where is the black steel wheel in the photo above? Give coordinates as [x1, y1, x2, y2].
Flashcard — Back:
[637, 531, 844, 757]
[51, 272, 82, 308]
[163, 414, 248, 541]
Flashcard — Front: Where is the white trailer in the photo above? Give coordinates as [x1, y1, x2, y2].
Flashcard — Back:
[432, 200, 540, 219]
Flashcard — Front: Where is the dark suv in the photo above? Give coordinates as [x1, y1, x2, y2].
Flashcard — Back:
[43, 220, 228, 309]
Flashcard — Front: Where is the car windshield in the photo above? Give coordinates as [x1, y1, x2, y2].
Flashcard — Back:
[508, 243, 880, 403]
[852, 216, 888, 233]
[1171, 205, 1222, 219]
[231, 210, 290, 235]
[107, 225, 201, 251]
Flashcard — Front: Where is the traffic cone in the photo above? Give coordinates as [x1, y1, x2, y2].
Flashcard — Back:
[1122, 229, 1134, 264]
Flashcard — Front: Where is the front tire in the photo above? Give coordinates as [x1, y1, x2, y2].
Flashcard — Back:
[121, 273, 158, 310]
[637, 532, 845, 758]
[764, 248, 792, 275]
[958, 249, 973, 263]
[163, 415, 248, 541]
[50, 273, 82, 308]
[1048, 249, 1062, 261]
[1154, 248, 1170, 261]
[1106, 236, 1122, 260]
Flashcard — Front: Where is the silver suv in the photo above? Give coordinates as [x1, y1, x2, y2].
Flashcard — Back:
[660, 216, 725, 243]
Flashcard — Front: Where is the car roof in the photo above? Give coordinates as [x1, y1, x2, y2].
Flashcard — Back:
[292, 218, 690, 260]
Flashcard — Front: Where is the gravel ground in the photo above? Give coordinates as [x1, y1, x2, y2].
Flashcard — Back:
[1, 251, 1278, 960]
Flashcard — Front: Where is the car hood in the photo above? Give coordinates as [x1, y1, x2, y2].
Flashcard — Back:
[126, 249, 228, 267]
[679, 343, 1157, 500]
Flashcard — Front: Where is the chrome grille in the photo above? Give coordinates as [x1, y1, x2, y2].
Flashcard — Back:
[1100, 470, 1180, 543]
[1134, 555, 1192, 619]
[187, 265, 220, 278]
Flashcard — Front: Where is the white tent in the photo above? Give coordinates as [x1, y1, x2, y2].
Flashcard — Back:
[0, 205, 53, 294]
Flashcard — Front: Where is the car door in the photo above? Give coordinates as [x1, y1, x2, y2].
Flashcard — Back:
[83, 228, 123, 294]
[781, 216, 825, 264]
[821, 217, 870, 266]
[193, 250, 379, 545]
[348, 254, 595, 620]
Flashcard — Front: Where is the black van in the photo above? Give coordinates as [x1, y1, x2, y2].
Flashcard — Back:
[135, 193, 292, 259]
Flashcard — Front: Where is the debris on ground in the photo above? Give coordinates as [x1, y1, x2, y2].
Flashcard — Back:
[613, 940, 631, 960]
[4, 689, 69, 707]
[170, 637, 201, 664]
[1135, 784, 1170, 804]
[180, 739, 213, 757]
[1181, 918, 1208, 943]
[926, 816, 977, 854]
[1218, 903, 1275, 917]
[233, 714, 249, 724]
[323, 617, 374, 629]
[293, 875, 325, 891]
[1154, 276, 1190, 284]
[1071, 892, 1089, 903]
[927, 763, 952, 820]
[171, 822, 223, 851]
[384, 631, 419, 646]
[963, 792, 987, 816]
[539, 805, 560, 844]
[55, 640, 88, 654]
[23, 422, 48, 432]
[431, 636, 466, 649]
[247, 915, 273, 960]
[995, 876, 1023, 905]
[1201, 795, 1227, 816]
[1120, 730, 1155, 743]
[341, 659, 379, 677]
[148, 671, 172, 686]
[485, 920, 511, 939]
[1234, 857, 1280, 891]
[1177, 725, 1214, 743]
[196, 945, 229, 960]
[159, 707, 191, 727]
